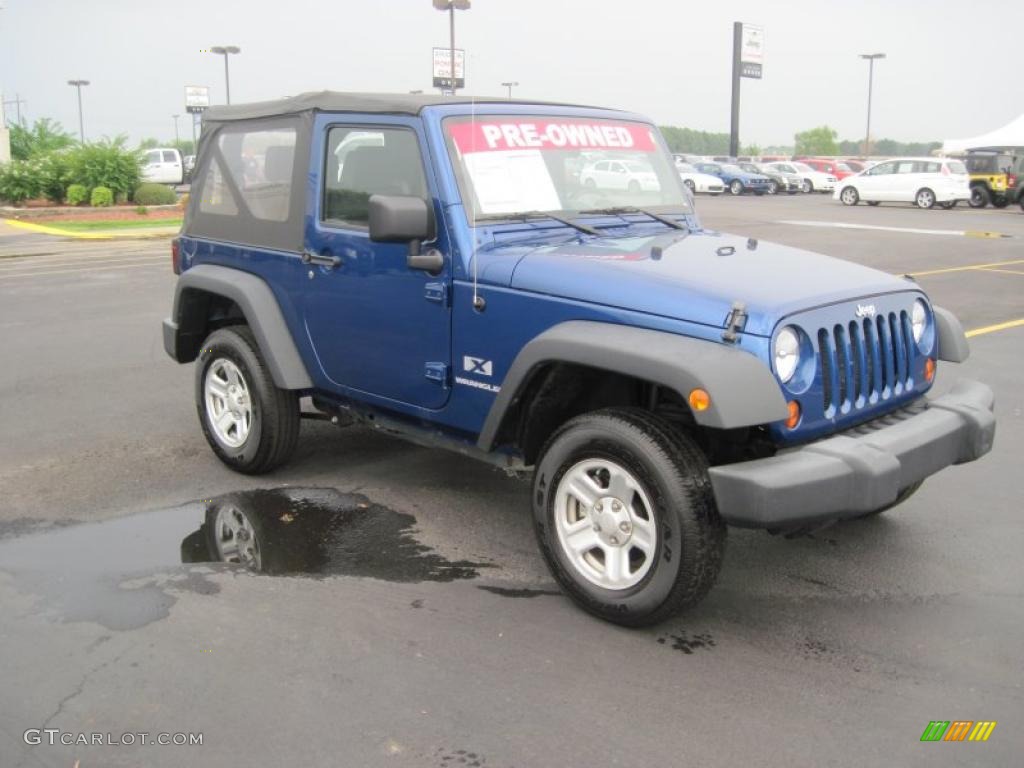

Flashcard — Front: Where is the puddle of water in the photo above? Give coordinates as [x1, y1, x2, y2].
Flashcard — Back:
[0, 487, 486, 630]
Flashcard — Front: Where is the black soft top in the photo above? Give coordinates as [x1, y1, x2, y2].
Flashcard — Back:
[204, 90, 608, 122]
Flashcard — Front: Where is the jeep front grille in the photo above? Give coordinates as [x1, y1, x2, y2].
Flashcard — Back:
[817, 312, 914, 416]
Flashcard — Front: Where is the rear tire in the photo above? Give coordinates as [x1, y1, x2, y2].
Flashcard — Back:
[195, 326, 300, 475]
[915, 188, 936, 209]
[939, 201, 956, 210]
[992, 196, 1009, 209]
[969, 185, 990, 208]
[532, 408, 726, 627]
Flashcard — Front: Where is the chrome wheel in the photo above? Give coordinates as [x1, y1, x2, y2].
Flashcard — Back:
[553, 458, 657, 590]
[801, 179, 813, 194]
[916, 188, 936, 209]
[204, 358, 253, 448]
[211, 504, 261, 570]
[840, 187, 859, 205]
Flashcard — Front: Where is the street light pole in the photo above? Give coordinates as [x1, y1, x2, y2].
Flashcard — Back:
[501, 81, 519, 100]
[210, 46, 241, 104]
[67, 79, 90, 142]
[859, 53, 885, 158]
[433, 1, 470, 95]
[172, 114, 180, 145]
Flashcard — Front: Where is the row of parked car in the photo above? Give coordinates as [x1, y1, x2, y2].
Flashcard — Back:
[673, 155, 840, 196]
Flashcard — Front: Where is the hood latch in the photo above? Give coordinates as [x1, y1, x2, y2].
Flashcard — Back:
[722, 301, 748, 343]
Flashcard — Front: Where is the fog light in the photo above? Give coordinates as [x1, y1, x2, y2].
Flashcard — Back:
[924, 358, 936, 382]
[688, 388, 711, 412]
[785, 400, 801, 429]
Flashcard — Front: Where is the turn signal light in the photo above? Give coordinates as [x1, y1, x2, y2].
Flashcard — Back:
[688, 388, 711, 412]
[785, 400, 801, 429]
[925, 358, 936, 382]
[171, 237, 181, 275]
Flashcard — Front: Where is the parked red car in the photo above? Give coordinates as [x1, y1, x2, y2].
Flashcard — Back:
[802, 158, 855, 180]
[843, 159, 868, 173]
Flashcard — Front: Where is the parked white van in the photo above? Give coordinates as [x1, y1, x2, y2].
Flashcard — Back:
[834, 157, 970, 209]
[143, 148, 184, 185]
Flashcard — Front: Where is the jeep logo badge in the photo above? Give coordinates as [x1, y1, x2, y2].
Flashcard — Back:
[855, 304, 877, 318]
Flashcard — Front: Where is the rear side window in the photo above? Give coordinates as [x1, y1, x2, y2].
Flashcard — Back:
[322, 126, 427, 228]
[162, 150, 178, 163]
[946, 160, 967, 175]
[895, 161, 916, 174]
[913, 161, 941, 174]
[186, 115, 307, 253]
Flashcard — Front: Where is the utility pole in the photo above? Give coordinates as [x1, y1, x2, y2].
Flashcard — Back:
[859, 53, 886, 157]
[67, 79, 90, 142]
[729, 22, 742, 158]
[2, 94, 26, 125]
[501, 81, 519, 100]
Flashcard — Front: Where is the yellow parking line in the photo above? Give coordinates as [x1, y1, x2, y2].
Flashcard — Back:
[966, 318, 1024, 338]
[978, 267, 1024, 276]
[909, 259, 1024, 277]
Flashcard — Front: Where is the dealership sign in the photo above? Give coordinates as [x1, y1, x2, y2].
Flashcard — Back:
[432, 47, 465, 89]
[185, 85, 210, 114]
[740, 24, 764, 79]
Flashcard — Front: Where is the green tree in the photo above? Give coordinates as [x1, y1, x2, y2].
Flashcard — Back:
[9, 118, 76, 161]
[794, 125, 839, 156]
[658, 126, 731, 156]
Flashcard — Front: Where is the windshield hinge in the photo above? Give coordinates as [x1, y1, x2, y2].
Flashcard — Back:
[722, 301, 748, 343]
[424, 362, 450, 386]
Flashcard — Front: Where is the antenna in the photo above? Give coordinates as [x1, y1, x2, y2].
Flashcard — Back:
[470, 96, 485, 311]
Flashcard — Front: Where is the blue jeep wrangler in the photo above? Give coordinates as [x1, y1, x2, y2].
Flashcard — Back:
[164, 92, 995, 625]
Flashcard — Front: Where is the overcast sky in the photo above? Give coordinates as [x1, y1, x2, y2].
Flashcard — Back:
[1, 0, 1020, 147]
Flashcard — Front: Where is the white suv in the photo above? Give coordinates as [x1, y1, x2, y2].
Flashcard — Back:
[834, 157, 971, 209]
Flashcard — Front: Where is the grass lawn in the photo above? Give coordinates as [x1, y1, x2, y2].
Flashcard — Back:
[39, 218, 183, 232]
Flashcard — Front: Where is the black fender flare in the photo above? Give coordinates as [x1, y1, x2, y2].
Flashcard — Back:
[476, 321, 789, 451]
[163, 264, 313, 390]
[933, 305, 970, 363]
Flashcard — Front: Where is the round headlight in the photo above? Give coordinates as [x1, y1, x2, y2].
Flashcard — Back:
[774, 326, 800, 383]
[912, 299, 928, 343]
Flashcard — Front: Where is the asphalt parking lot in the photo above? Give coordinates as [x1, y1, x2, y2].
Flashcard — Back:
[0, 195, 1021, 767]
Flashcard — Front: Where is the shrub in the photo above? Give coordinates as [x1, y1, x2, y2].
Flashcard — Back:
[132, 182, 177, 206]
[66, 184, 90, 206]
[36, 152, 74, 203]
[0, 160, 42, 204]
[135, 205, 149, 215]
[90, 186, 114, 207]
[9, 118, 76, 162]
[66, 137, 142, 197]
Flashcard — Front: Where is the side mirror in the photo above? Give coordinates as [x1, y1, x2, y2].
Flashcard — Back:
[368, 195, 443, 274]
[368, 194, 435, 243]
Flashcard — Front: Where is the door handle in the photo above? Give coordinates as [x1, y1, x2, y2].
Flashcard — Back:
[302, 251, 341, 269]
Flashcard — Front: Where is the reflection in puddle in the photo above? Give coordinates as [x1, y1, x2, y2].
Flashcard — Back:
[0, 488, 486, 630]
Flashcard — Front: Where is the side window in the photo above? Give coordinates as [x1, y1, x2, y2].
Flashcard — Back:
[206, 126, 297, 221]
[595, 161, 608, 172]
[322, 126, 427, 228]
[896, 161, 916, 174]
[162, 150, 178, 163]
[145, 150, 162, 164]
[871, 162, 894, 175]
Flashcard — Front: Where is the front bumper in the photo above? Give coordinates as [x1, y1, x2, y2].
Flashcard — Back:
[708, 379, 995, 528]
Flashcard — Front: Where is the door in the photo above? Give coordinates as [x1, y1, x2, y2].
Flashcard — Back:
[858, 160, 895, 200]
[161, 150, 184, 184]
[299, 118, 452, 409]
[891, 160, 919, 202]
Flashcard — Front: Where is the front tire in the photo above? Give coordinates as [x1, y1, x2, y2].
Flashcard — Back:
[532, 408, 726, 627]
[195, 326, 300, 475]
[767, 181, 779, 195]
[839, 186, 859, 206]
[915, 187, 936, 209]
[729, 180, 744, 196]
[992, 195, 1009, 209]
[683, 179, 696, 195]
[801, 179, 813, 194]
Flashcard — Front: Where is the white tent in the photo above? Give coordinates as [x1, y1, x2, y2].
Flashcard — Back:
[943, 114, 1024, 153]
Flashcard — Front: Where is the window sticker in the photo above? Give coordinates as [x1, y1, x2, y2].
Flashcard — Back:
[462, 150, 561, 214]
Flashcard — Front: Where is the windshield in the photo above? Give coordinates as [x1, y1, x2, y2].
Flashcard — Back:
[721, 164, 745, 173]
[677, 162, 697, 172]
[444, 116, 691, 223]
[836, 163, 852, 172]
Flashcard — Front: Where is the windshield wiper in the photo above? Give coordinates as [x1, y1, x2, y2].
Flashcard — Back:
[476, 210, 600, 237]
[579, 206, 688, 230]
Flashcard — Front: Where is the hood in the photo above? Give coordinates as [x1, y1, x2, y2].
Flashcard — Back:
[492, 230, 915, 336]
